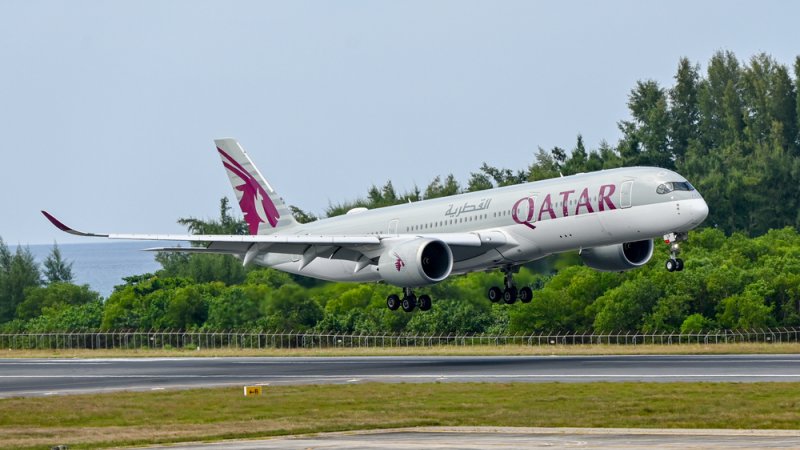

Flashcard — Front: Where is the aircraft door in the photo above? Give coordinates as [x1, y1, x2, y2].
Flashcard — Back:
[620, 181, 633, 209]
[388, 219, 399, 236]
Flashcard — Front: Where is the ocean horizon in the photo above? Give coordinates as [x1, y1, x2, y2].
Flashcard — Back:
[14, 241, 182, 298]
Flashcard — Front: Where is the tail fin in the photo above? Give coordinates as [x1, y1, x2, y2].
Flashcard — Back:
[215, 138, 298, 234]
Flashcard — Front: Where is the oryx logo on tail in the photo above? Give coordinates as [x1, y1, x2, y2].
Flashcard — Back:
[217, 147, 280, 234]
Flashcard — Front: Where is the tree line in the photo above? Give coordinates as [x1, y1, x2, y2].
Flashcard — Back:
[1, 225, 798, 334]
[1, 51, 799, 334]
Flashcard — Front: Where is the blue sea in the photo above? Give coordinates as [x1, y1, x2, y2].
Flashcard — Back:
[17, 241, 180, 298]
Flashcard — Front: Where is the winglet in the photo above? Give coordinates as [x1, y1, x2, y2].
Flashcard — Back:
[41, 211, 109, 238]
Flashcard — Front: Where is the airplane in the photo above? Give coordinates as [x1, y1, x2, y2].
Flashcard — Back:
[43, 138, 709, 312]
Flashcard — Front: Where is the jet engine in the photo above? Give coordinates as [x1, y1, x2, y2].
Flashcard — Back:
[377, 238, 453, 287]
[580, 239, 654, 272]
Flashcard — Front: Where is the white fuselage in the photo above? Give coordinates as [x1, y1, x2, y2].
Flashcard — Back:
[260, 166, 709, 282]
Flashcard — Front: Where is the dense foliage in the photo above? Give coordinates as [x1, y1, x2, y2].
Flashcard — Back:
[2, 227, 799, 333]
[2, 52, 799, 334]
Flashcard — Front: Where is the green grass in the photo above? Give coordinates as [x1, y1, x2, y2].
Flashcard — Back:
[3, 341, 799, 358]
[2, 382, 800, 449]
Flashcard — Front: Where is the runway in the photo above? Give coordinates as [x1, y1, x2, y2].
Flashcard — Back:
[1, 354, 800, 397]
[137, 427, 800, 450]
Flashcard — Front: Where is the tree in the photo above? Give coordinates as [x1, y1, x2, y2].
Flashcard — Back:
[177, 197, 248, 237]
[0, 242, 41, 323]
[697, 51, 742, 149]
[160, 285, 210, 330]
[101, 276, 196, 330]
[643, 294, 693, 332]
[16, 282, 100, 320]
[591, 277, 662, 332]
[619, 79, 673, 168]
[527, 148, 561, 181]
[0, 238, 10, 322]
[718, 280, 775, 329]
[43, 242, 73, 284]
[479, 163, 527, 187]
[465, 171, 493, 192]
[325, 180, 422, 217]
[424, 175, 461, 199]
[795, 56, 800, 150]
[205, 286, 264, 330]
[157, 197, 249, 285]
[406, 299, 491, 334]
[289, 205, 318, 224]
[669, 58, 700, 166]
[509, 266, 618, 333]
[259, 284, 322, 331]
[562, 135, 588, 175]
[25, 301, 103, 332]
[680, 313, 715, 333]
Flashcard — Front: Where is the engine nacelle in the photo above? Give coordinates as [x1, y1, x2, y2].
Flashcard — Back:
[377, 238, 453, 287]
[580, 239, 654, 272]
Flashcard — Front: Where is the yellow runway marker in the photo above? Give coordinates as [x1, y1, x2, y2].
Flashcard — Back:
[244, 385, 263, 396]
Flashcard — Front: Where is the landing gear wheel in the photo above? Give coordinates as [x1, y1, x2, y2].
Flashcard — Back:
[519, 287, 533, 303]
[488, 286, 503, 303]
[401, 295, 417, 312]
[664, 232, 689, 273]
[503, 287, 518, 304]
[386, 294, 400, 311]
[418, 295, 432, 311]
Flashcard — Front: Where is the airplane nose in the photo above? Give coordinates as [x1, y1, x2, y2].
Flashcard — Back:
[692, 198, 709, 224]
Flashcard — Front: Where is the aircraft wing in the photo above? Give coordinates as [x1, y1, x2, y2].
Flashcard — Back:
[42, 211, 501, 266]
[43, 210, 381, 245]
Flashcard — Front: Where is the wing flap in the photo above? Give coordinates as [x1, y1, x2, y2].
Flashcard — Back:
[143, 246, 242, 255]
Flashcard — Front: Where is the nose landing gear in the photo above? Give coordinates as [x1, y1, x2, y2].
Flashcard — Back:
[664, 232, 688, 272]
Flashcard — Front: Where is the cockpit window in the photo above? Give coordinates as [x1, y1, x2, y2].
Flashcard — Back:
[656, 181, 694, 194]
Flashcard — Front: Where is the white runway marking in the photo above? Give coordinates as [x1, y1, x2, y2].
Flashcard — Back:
[2, 373, 800, 379]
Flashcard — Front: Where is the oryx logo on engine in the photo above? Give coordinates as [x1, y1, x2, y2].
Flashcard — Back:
[393, 252, 405, 271]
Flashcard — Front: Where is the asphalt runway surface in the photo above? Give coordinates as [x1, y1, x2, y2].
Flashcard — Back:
[138, 427, 800, 449]
[2, 354, 800, 397]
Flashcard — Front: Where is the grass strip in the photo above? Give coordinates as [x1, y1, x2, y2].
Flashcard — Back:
[2, 342, 799, 358]
[1, 382, 799, 449]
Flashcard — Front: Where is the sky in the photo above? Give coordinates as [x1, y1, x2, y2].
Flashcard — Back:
[1, 1, 798, 245]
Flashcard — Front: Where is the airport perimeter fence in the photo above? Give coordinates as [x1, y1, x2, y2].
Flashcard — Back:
[1, 327, 799, 350]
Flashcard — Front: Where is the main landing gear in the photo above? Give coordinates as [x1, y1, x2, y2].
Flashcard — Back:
[488, 266, 533, 305]
[664, 232, 688, 272]
[386, 288, 432, 313]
